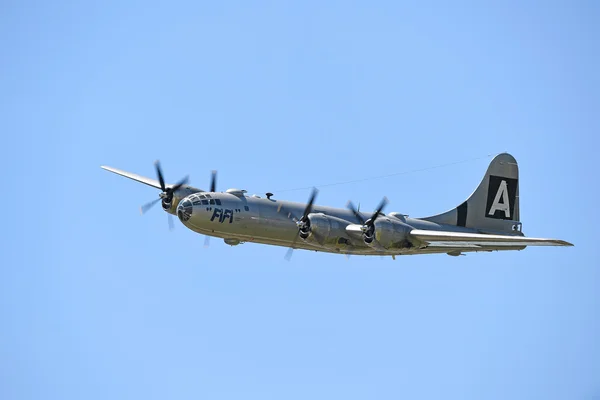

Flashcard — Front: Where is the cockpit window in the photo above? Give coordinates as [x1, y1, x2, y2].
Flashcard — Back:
[215, 199, 222, 205]
[199, 195, 206, 199]
[201, 200, 209, 205]
[205, 194, 212, 198]
[209, 199, 215, 205]
[193, 200, 201, 205]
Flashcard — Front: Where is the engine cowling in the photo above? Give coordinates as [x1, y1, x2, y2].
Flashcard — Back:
[368, 217, 415, 249]
[300, 213, 352, 247]
[162, 190, 190, 214]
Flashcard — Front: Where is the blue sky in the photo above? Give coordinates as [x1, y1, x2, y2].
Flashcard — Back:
[1, 1, 598, 399]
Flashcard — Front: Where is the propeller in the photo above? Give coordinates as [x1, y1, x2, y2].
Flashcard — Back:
[140, 198, 161, 215]
[346, 200, 366, 225]
[284, 187, 319, 261]
[369, 197, 388, 224]
[139, 160, 189, 230]
[347, 197, 388, 243]
[210, 170, 217, 192]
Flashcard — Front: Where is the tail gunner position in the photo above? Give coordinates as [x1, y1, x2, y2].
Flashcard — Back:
[101, 153, 573, 259]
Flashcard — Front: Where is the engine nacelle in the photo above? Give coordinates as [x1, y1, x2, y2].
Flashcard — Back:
[369, 218, 414, 249]
[302, 213, 352, 247]
[163, 188, 199, 214]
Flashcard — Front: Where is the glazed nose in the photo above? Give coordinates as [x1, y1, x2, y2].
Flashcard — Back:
[177, 197, 193, 222]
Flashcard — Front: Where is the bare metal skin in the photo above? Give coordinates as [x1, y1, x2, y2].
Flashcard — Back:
[101, 153, 572, 259]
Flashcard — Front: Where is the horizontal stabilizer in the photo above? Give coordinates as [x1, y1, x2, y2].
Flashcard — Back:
[410, 229, 573, 247]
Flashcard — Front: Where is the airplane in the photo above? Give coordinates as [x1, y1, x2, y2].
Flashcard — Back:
[101, 153, 573, 259]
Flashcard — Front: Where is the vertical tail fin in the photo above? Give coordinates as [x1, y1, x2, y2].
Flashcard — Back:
[423, 153, 521, 234]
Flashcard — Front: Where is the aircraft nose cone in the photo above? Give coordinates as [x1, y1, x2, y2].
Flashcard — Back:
[177, 197, 193, 222]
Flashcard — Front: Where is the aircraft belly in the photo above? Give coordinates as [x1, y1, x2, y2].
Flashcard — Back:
[183, 219, 525, 256]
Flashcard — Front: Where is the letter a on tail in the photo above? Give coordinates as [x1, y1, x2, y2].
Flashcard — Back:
[489, 179, 510, 218]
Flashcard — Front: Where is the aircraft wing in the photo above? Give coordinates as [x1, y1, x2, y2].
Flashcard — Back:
[409, 229, 573, 248]
[101, 166, 163, 190]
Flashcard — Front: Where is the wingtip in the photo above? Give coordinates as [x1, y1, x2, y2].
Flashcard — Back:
[550, 239, 574, 246]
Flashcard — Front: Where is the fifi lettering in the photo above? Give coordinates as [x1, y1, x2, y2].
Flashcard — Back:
[210, 208, 234, 223]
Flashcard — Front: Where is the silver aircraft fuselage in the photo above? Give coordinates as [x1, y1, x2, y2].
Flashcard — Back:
[169, 189, 519, 256]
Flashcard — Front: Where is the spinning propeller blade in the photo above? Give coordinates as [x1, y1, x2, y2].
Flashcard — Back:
[139, 160, 189, 231]
[346, 200, 365, 225]
[370, 197, 388, 223]
[346, 196, 388, 243]
[284, 187, 318, 260]
[140, 198, 161, 215]
[210, 170, 217, 192]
